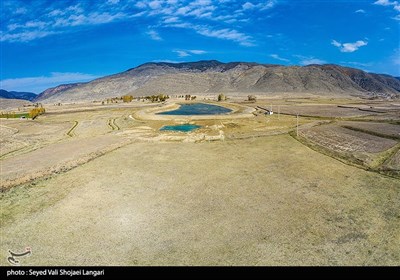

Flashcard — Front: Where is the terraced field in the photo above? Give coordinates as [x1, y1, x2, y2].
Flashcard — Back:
[297, 123, 400, 173]
[338, 121, 400, 139]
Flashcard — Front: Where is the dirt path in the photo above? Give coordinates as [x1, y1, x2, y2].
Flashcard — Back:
[66, 121, 78, 137]
[107, 118, 120, 131]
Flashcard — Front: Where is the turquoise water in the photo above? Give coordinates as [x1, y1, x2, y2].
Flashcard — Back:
[157, 103, 232, 115]
[160, 124, 201, 132]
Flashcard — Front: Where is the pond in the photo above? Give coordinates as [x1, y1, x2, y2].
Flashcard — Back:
[159, 124, 202, 132]
[157, 103, 232, 115]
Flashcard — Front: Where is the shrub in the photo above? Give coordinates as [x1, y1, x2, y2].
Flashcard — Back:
[122, 95, 133, 103]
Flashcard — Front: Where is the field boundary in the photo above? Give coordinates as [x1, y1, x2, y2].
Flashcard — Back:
[289, 130, 400, 179]
[341, 125, 400, 140]
[0, 139, 133, 192]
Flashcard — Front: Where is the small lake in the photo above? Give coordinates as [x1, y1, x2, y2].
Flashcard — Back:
[157, 103, 232, 115]
[160, 124, 201, 132]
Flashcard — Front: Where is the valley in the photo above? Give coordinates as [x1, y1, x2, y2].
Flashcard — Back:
[1, 96, 399, 265]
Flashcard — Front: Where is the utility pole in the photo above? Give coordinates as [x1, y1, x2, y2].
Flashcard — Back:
[278, 105, 280, 120]
[296, 114, 299, 137]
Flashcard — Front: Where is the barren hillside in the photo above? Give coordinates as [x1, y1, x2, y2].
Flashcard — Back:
[34, 61, 400, 103]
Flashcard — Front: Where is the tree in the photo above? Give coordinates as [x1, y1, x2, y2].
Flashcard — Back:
[28, 107, 45, 119]
[248, 95, 256, 102]
[218, 93, 226, 101]
[158, 94, 167, 102]
[122, 95, 133, 103]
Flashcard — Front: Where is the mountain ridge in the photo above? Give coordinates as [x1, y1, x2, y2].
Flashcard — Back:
[33, 61, 400, 102]
[0, 89, 37, 101]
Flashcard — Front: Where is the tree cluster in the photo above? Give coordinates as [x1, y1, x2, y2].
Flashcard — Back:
[29, 107, 45, 119]
[122, 95, 134, 103]
[143, 94, 169, 102]
[218, 93, 227, 101]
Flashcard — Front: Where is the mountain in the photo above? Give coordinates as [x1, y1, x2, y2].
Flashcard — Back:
[34, 83, 84, 102]
[0, 98, 33, 110]
[34, 61, 400, 103]
[0, 89, 37, 101]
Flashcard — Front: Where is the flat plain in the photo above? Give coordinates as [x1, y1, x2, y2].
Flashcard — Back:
[1, 97, 399, 265]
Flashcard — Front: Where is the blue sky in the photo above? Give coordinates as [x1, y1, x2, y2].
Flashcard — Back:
[1, 0, 399, 93]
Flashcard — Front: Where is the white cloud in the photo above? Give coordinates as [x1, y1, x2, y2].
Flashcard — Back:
[224, 19, 237, 24]
[374, 0, 393, 6]
[270, 54, 290, 62]
[295, 55, 327, 65]
[190, 49, 206, 54]
[135, 1, 147, 9]
[176, 6, 192, 15]
[331, 40, 368, 53]
[174, 50, 190, 57]
[65, 4, 83, 14]
[166, 22, 193, 28]
[149, 1, 163, 9]
[191, 0, 212, 6]
[195, 26, 255, 46]
[15, 7, 27, 14]
[186, 6, 216, 18]
[374, 0, 400, 19]
[48, 9, 64, 17]
[242, 2, 255, 10]
[240, 0, 275, 11]
[7, 23, 20, 31]
[165, 21, 255, 46]
[301, 58, 326, 65]
[0, 72, 99, 93]
[147, 30, 162, 40]
[331, 40, 341, 47]
[173, 49, 207, 57]
[25, 20, 48, 29]
[107, 0, 120, 4]
[163, 16, 180, 23]
[53, 12, 127, 28]
[355, 9, 366, 13]
[1, 0, 277, 46]
[0, 30, 58, 42]
[260, 0, 277, 10]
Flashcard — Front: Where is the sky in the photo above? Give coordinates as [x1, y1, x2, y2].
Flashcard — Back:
[0, 0, 399, 93]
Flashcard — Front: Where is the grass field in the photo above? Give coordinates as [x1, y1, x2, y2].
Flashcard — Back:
[0, 112, 29, 119]
[1, 98, 399, 265]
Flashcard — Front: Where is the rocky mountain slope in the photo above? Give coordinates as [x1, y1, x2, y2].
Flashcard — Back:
[0, 89, 37, 101]
[34, 61, 400, 102]
[34, 83, 84, 102]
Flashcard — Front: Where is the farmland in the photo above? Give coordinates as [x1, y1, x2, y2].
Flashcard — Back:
[0, 97, 399, 265]
[338, 121, 400, 139]
[297, 124, 398, 168]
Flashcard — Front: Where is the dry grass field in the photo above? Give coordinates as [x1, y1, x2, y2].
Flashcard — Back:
[1, 97, 399, 266]
[338, 121, 400, 139]
[298, 124, 398, 168]
[277, 104, 375, 118]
